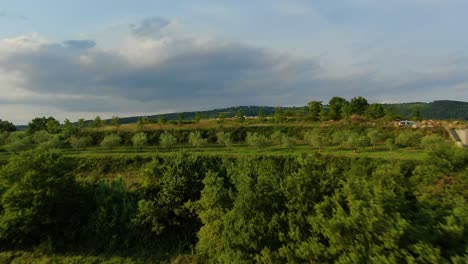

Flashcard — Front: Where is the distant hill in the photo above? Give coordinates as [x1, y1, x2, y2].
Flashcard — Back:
[382, 100, 468, 120]
[115, 100, 468, 123]
[14, 100, 468, 130]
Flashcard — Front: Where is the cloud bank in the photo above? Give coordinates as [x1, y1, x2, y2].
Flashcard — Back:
[0, 16, 467, 124]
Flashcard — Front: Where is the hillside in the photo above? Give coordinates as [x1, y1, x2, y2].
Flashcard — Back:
[115, 100, 468, 124]
[13, 100, 468, 130]
[382, 100, 468, 120]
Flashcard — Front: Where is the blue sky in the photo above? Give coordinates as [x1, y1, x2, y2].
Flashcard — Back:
[1, 0, 467, 124]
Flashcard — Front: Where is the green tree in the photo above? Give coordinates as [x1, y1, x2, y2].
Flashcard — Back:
[303, 130, 329, 150]
[319, 107, 329, 121]
[350, 96, 369, 115]
[341, 104, 352, 121]
[217, 113, 226, 125]
[0, 119, 16, 132]
[4, 133, 33, 153]
[346, 133, 370, 152]
[189, 131, 207, 148]
[306, 164, 410, 263]
[46, 118, 60, 134]
[77, 118, 86, 130]
[37, 135, 62, 150]
[100, 134, 121, 150]
[216, 131, 232, 147]
[158, 116, 167, 126]
[33, 130, 52, 144]
[92, 116, 103, 128]
[258, 108, 266, 122]
[159, 131, 177, 148]
[235, 109, 245, 123]
[420, 134, 447, 150]
[134, 154, 209, 239]
[82, 176, 137, 252]
[395, 131, 422, 148]
[137, 117, 145, 131]
[27, 117, 59, 134]
[111, 116, 121, 127]
[132, 132, 148, 151]
[281, 135, 296, 149]
[308, 101, 323, 121]
[177, 113, 184, 125]
[246, 132, 268, 148]
[0, 151, 80, 247]
[328, 97, 348, 120]
[69, 136, 92, 150]
[270, 131, 284, 146]
[367, 129, 383, 148]
[365, 103, 385, 119]
[62, 118, 77, 138]
[196, 171, 231, 261]
[274, 108, 286, 123]
[195, 112, 202, 123]
[332, 131, 347, 149]
[0, 131, 9, 145]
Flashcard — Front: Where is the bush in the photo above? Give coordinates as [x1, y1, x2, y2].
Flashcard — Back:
[367, 129, 383, 147]
[160, 132, 177, 148]
[70, 136, 92, 150]
[4, 133, 33, 153]
[246, 132, 268, 148]
[395, 131, 422, 148]
[346, 133, 370, 152]
[33, 130, 52, 144]
[420, 134, 447, 150]
[216, 131, 232, 147]
[37, 136, 62, 150]
[132, 132, 148, 151]
[270, 131, 284, 146]
[303, 130, 329, 150]
[0, 151, 81, 247]
[189, 132, 207, 148]
[100, 134, 121, 150]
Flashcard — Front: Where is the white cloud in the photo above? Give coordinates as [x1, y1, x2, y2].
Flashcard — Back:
[0, 17, 467, 124]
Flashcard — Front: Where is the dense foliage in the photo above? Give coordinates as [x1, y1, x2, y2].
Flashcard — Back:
[0, 143, 466, 262]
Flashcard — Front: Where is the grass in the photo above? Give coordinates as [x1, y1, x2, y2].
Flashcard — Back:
[51, 144, 429, 161]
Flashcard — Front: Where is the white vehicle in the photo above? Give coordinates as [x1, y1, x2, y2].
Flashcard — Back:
[399, 120, 415, 126]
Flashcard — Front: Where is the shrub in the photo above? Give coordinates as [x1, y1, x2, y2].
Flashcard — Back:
[395, 131, 422, 148]
[100, 134, 121, 150]
[37, 136, 62, 150]
[160, 132, 177, 148]
[246, 132, 268, 148]
[132, 132, 148, 151]
[216, 131, 232, 147]
[70, 136, 92, 150]
[189, 132, 207, 148]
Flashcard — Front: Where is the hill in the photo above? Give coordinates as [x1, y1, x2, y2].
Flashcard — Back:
[13, 100, 468, 130]
[382, 100, 468, 120]
[115, 100, 468, 124]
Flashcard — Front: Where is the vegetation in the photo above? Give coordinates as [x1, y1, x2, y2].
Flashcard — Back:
[0, 95, 467, 262]
[0, 143, 465, 263]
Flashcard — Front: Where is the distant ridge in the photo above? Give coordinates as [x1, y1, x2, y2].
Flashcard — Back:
[382, 100, 468, 120]
[113, 100, 468, 124]
[14, 100, 468, 129]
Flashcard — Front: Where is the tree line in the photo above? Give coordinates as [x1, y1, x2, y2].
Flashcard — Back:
[0, 122, 448, 153]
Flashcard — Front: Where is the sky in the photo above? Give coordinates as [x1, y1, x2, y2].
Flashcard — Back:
[1, 0, 467, 124]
